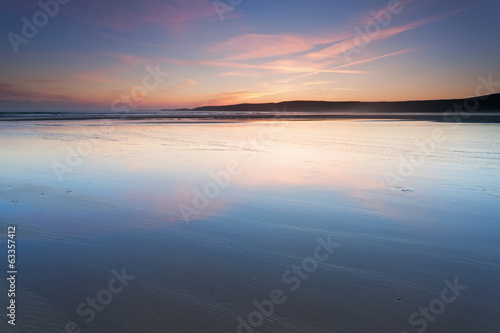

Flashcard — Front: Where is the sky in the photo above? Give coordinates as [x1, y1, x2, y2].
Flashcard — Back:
[0, 0, 499, 111]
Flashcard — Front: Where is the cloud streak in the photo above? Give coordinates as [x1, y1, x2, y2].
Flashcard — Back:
[333, 48, 416, 69]
[209, 33, 344, 61]
[305, 6, 472, 61]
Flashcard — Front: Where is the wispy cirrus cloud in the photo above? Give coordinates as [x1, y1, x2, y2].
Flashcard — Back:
[306, 6, 473, 61]
[303, 81, 338, 86]
[217, 71, 264, 78]
[148, 56, 370, 75]
[212, 60, 369, 75]
[208, 33, 344, 61]
[202, 6, 467, 83]
[333, 88, 368, 92]
[333, 48, 416, 69]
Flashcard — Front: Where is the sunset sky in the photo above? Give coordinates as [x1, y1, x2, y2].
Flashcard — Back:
[1, 0, 499, 111]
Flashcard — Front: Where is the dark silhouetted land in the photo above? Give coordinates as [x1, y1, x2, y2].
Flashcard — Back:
[186, 93, 500, 113]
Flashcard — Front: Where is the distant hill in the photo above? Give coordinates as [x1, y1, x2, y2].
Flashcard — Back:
[182, 93, 500, 113]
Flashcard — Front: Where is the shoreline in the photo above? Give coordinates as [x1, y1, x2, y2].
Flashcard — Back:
[2, 112, 500, 122]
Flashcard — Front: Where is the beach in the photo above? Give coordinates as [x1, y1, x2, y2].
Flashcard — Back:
[1, 118, 499, 332]
[2, 0, 500, 330]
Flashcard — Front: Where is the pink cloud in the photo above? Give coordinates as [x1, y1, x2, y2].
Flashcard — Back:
[183, 58, 369, 75]
[218, 71, 264, 78]
[333, 88, 368, 92]
[209, 33, 346, 61]
[303, 81, 338, 86]
[256, 59, 368, 74]
[96, 40, 369, 77]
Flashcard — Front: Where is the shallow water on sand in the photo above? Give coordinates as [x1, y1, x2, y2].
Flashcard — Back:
[0, 119, 499, 332]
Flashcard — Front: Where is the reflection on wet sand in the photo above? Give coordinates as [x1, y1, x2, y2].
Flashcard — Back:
[0, 119, 499, 332]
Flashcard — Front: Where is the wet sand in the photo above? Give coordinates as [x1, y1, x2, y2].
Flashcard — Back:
[0, 119, 499, 332]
